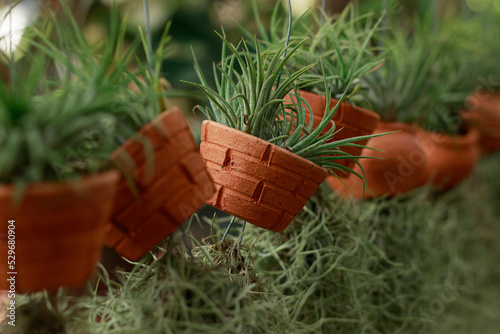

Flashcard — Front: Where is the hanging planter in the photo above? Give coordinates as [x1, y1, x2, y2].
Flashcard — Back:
[186, 17, 384, 232]
[200, 120, 327, 233]
[291, 90, 380, 176]
[0, 171, 119, 293]
[462, 92, 500, 154]
[328, 122, 426, 199]
[105, 108, 215, 261]
[415, 127, 480, 190]
[0, 3, 139, 292]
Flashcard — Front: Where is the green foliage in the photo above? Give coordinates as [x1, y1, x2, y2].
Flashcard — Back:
[365, 20, 442, 123]
[470, 18, 500, 92]
[1, 291, 88, 334]
[0, 3, 190, 185]
[30, 4, 182, 140]
[0, 6, 123, 185]
[413, 16, 480, 135]
[75, 238, 310, 334]
[293, 5, 385, 105]
[189, 32, 311, 138]
[244, 2, 384, 106]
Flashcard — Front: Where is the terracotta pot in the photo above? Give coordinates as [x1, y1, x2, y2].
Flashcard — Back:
[327, 122, 426, 199]
[463, 92, 500, 154]
[0, 170, 119, 293]
[289, 90, 380, 176]
[200, 121, 327, 233]
[415, 127, 480, 190]
[105, 107, 215, 261]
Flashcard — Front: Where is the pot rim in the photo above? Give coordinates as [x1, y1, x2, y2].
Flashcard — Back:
[296, 89, 381, 123]
[201, 120, 328, 177]
[415, 126, 479, 148]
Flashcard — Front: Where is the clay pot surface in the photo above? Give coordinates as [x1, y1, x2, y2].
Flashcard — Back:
[463, 92, 500, 154]
[200, 121, 327, 233]
[416, 127, 480, 190]
[290, 90, 380, 175]
[0, 170, 119, 293]
[328, 122, 426, 199]
[106, 108, 215, 261]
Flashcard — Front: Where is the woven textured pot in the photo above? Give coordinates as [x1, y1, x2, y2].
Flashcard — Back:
[200, 121, 328, 233]
[0, 170, 119, 293]
[290, 90, 380, 176]
[463, 92, 500, 154]
[328, 122, 426, 199]
[105, 108, 215, 261]
[416, 127, 480, 190]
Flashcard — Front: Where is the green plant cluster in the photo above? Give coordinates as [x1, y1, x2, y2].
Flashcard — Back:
[412, 16, 482, 135]
[0, 3, 181, 187]
[364, 20, 440, 123]
[466, 9, 500, 92]
[0, 9, 123, 185]
[244, 3, 384, 106]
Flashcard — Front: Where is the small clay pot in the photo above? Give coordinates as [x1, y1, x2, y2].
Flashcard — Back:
[0, 170, 119, 293]
[105, 108, 215, 261]
[200, 121, 328, 233]
[415, 127, 480, 190]
[463, 92, 500, 154]
[290, 90, 380, 176]
[327, 122, 426, 199]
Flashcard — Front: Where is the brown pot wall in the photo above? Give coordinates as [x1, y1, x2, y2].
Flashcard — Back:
[200, 121, 327, 233]
[0, 170, 119, 293]
[290, 90, 380, 176]
[463, 92, 500, 154]
[105, 108, 215, 261]
[327, 122, 426, 199]
[415, 127, 480, 190]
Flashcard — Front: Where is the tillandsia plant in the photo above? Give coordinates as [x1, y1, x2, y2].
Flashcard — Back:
[0, 9, 121, 188]
[295, 5, 385, 105]
[188, 33, 384, 176]
[414, 16, 480, 135]
[364, 19, 442, 122]
[115, 20, 187, 141]
[246, 2, 385, 106]
[31, 2, 182, 143]
[468, 9, 500, 92]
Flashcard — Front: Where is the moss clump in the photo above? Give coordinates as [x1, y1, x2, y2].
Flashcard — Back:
[0, 291, 89, 334]
[425, 155, 500, 334]
[5, 160, 499, 334]
[76, 238, 303, 334]
[247, 155, 500, 333]
[192, 239, 266, 293]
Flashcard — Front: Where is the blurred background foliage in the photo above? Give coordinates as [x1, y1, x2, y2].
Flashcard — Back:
[4, 0, 497, 87]
[1, 0, 500, 137]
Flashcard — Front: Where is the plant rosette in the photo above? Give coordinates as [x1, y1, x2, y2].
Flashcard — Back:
[289, 90, 380, 177]
[0, 171, 119, 293]
[415, 126, 480, 191]
[328, 122, 426, 199]
[200, 120, 327, 233]
[105, 108, 215, 261]
[462, 91, 500, 154]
